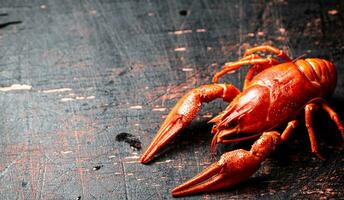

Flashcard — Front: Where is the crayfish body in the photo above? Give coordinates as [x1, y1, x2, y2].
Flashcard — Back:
[140, 45, 344, 197]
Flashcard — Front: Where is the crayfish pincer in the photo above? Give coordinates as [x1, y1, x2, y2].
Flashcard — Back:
[140, 45, 344, 197]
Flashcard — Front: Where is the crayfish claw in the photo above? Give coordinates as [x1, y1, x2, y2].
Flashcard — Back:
[172, 149, 261, 197]
[140, 84, 240, 164]
[171, 131, 281, 197]
[140, 114, 185, 164]
[171, 162, 223, 197]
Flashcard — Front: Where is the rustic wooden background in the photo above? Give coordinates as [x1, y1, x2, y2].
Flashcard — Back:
[0, 0, 343, 199]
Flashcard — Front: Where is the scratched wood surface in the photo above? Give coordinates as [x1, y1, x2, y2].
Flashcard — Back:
[0, 0, 343, 199]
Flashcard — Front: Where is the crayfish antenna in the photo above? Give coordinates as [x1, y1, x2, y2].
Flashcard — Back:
[208, 114, 223, 124]
[208, 104, 237, 124]
[171, 131, 281, 197]
[210, 128, 240, 156]
[210, 131, 220, 155]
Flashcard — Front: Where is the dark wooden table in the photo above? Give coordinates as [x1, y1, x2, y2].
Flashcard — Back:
[0, 0, 343, 199]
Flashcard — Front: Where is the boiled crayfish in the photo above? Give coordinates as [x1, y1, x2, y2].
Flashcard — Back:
[140, 45, 344, 197]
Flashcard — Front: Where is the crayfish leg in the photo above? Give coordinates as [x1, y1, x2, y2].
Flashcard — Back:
[305, 103, 325, 160]
[304, 99, 344, 160]
[238, 54, 281, 89]
[320, 101, 344, 140]
[280, 120, 299, 141]
[212, 58, 279, 83]
[243, 45, 292, 62]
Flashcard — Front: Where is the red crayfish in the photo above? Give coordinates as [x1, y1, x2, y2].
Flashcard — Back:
[140, 45, 344, 197]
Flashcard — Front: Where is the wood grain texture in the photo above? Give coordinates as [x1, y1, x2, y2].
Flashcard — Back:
[0, 0, 343, 199]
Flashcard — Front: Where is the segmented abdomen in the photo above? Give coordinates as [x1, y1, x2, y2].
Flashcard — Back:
[295, 58, 337, 97]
